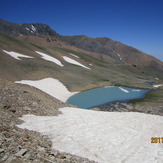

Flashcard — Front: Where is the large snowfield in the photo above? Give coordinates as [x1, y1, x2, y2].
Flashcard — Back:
[15, 77, 163, 163]
[18, 107, 163, 163]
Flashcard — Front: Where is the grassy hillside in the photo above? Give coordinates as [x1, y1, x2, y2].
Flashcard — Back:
[0, 33, 162, 91]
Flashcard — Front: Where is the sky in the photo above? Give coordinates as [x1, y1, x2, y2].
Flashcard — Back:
[0, 0, 163, 61]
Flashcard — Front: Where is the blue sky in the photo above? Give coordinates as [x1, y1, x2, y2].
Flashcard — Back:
[0, 0, 163, 61]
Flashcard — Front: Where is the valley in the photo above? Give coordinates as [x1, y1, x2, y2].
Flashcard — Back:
[0, 19, 163, 163]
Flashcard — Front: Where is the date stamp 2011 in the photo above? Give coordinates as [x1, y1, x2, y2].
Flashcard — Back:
[151, 137, 163, 143]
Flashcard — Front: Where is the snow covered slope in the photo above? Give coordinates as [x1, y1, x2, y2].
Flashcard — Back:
[18, 107, 163, 163]
[15, 78, 78, 102]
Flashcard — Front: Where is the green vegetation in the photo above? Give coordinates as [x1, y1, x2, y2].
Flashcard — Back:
[28, 42, 46, 50]
[0, 32, 162, 107]
[97, 79, 110, 82]
[129, 88, 163, 104]
[57, 48, 109, 65]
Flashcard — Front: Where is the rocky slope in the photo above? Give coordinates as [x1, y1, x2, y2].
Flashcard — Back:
[0, 18, 163, 163]
[0, 19, 59, 38]
[0, 78, 96, 163]
[1, 78, 162, 163]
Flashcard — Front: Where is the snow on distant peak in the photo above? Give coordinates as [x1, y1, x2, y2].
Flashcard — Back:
[31, 25, 36, 32]
[18, 107, 163, 163]
[35, 51, 64, 67]
[15, 78, 77, 102]
[63, 56, 90, 70]
[69, 53, 79, 58]
[119, 87, 129, 93]
[3, 50, 34, 60]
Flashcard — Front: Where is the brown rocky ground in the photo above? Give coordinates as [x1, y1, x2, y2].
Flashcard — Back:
[94, 101, 163, 116]
[0, 79, 96, 163]
[0, 78, 162, 163]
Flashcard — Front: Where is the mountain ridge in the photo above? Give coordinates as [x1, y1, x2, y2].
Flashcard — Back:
[0, 18, 59, 37]
[60, 35, 163, 72]
[0, 18, 162, 73]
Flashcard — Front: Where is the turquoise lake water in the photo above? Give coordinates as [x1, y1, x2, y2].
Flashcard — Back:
[66, 86, 149, 109]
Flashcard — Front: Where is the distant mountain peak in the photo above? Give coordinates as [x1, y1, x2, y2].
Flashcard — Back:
[0, 19, 59, 37]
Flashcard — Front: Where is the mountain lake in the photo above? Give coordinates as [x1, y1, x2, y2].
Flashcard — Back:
[66, 86, 150, 109]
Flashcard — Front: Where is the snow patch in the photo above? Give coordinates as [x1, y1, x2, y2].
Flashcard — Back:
[31, 25, 36, 32]
[117, 53, 122, 60]
[3, 50, 33, 60]
[153, 84, 163, 88]
[132, 89, 141, 92]
[119, 87, 129, 93]
[15, 78, 78, 102]
[35, 51, 63, 67]
[117, 53, 121, 57]
[69, 53, 79, 58]
[17, 107, 163, 163]
[63, 56, 90, 70]
[26, 27, 29, 31]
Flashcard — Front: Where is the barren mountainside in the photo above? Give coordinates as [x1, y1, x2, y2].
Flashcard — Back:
[0, 18, 162, 73]
[61, 35, 163, 70]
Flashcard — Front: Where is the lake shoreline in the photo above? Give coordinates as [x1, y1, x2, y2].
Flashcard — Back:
[67, 86, 150, 109]
[91, 98, 163, 116]
[92, 101, 136, 112]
